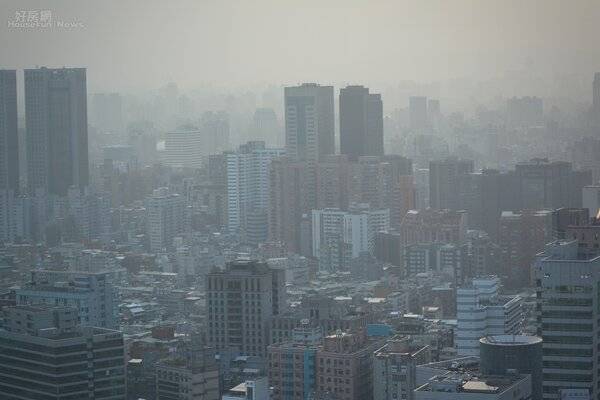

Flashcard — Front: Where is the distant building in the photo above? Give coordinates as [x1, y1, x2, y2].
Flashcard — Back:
[0, 70, 19, 244]
[429, 157, 474, 210]
[340, 85, 383, 161]
[162, 128, 205, 169]
[399, 209, 468, 246]
[146, 187, 186, 252]
[225, 141, 284, 240]
[222, 377, 269, 400]
[285, 83, 335, 162]
[0, 305, 125, 399]
[25, 67, 89, 196]
[312, 205, 389, 272]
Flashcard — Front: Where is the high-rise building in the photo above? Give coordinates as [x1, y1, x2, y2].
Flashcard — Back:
[409, 96, 428, 131]
[15, 270, 119, 329]
[514, 159, 591, 210]
[534, 240, 600, 400]
[269, 157, 312, 253]
[312, 205, 389, 272]
[399, 209, 468, 246]
[206, 259, 286, 358]
[252, 107, 281, 146]
[455, 276, 522, 356]
[25, 67, 89, 196]
[0, 305, 126, 399]
[339, 85, 383, 161]
[146, 187, 187, 252]
[498, 210, 552, 289]
[316, 154, 351, 210]
[225, 141, 284, 239]
[284, 83, 334, 162]
[162, 127, 205, 169]
[373, 336, 431, 400]
[0, 70, 19, 244]
[0, 70, 18, 194]
[429, 157, 474, 210]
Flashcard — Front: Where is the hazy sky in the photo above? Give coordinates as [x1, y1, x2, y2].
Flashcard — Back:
[1, 0, 599, 93]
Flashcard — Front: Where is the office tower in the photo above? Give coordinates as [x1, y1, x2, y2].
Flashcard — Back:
[269, 157, 312, 253]
[268, 323, 322, 400]
[455, 277, 522, 356]
[316, 154, 351, 210]
[514, 159, 591, 210]
[409, 96, 428, 131]
[155, 337, 220, 400]
[535, 240, 600, 400]
[429, 157, 474, 210]
[225, 141, 284, 239]
[162, 127, 204, 169]
[206, 259, 286, 358]
[0, 70, 18, 194]
[427, 98, 441, 130]
[506, 96, 543, 127]
[252, 107, 281, 146]
[0, 305, 125, 399]
[91, 92, 123, 134]
[0, 70, 18, 244]
[373, 336, 431, 400]
[399, 209, 468, 246]
[498, 210, 552, 288]
[480, 336, 543, 400]
[339, 85, 383, 161]
[25, 67, 88, 196]
[16, 270, 119, 329]
[284, 83, 334, 162]
[146, 187, 186, 252]
[312, 206, 389, 272]
[315, 330, 380, 400]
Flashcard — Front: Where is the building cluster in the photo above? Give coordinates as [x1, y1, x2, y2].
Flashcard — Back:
[2, 68, 600, 400]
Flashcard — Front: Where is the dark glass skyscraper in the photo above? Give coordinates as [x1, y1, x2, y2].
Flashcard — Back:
[339, 85, 383, 161]
[25, 67, 88, 196]
[0, 70, 18, 194]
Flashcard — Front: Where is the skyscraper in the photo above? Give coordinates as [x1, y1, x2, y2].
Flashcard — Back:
[535, 240, 600, 400]
[146, 187, 186, 252]
[225, 141, 284, 238]
[0, 70, 19, 244]
[339, 85, 383, 161]
[25, 67, 89, 196]
[0, 70, 18, 194]
[284, 83, 334, 162]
